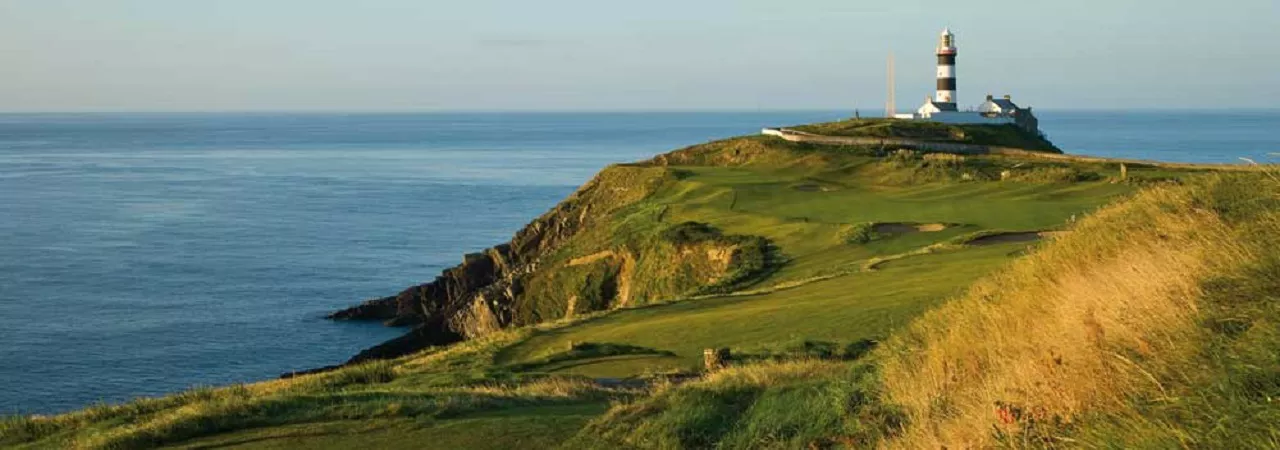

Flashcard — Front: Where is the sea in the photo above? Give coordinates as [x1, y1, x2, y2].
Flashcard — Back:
[1, 110, 1277, 415]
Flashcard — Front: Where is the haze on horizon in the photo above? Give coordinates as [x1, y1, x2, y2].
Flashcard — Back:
[1, 0, 1276, 112]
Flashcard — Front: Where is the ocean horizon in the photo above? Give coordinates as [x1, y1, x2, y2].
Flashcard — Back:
[2, 110, 1277, 415]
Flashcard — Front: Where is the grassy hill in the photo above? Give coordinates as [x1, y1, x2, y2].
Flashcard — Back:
[5, 131, 1276, 449]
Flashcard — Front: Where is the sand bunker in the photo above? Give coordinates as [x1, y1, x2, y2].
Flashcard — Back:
[872, 222, 950, 234]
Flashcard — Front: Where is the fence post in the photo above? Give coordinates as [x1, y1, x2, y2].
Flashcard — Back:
[704, 348, 731, 371]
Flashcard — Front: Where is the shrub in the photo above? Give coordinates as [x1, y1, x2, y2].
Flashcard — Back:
[841, 223, 877, 245]
[661, 221, 725, 245]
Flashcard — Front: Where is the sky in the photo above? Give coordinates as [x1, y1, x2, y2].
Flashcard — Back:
[1, 0, 1276, 112]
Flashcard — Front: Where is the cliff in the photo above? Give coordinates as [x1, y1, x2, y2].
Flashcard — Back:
[329, 150, 779, 362]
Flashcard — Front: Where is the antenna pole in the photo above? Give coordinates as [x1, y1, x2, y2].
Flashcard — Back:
[886, 52, 896, 118]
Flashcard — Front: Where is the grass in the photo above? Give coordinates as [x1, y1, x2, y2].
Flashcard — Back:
[0, 332, 636, 450]
[163, 404, 607, 450]
[7, 132, 1271, 449]
[564, 172, 1278, 449]
[567, 360, 902, 449]
[877, 173, 1280, 448]
[495, 243, 1025, 375]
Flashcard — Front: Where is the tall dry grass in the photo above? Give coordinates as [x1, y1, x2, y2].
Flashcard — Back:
[878, 178, 1262, 448]
[574, 359, 859, 449]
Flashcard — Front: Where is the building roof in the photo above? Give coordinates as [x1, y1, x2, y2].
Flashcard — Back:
[927, 100, 958, 111]
[990, 99, 1018, 110]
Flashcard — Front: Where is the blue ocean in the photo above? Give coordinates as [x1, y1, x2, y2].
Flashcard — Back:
[1, 111, 1276, 414]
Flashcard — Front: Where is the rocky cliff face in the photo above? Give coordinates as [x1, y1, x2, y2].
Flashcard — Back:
[329, 164, 682, 362]
[329, 139, 789, 364]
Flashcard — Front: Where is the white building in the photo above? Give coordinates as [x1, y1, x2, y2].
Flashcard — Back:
[898, 29, 1040, 133]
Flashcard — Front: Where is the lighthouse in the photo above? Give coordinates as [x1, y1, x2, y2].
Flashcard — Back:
[934, 28, 958, 111]
[896, 27, 1038, 134]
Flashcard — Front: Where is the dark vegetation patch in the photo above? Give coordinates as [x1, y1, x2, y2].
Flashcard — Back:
[789, 118, 1059, 152]
[661, 221, 726, 245]
[792, 182, 841, 192]
[660, 221, 781, 295]
[729, 339, 880, 364]
[965, 231, 1047, 246]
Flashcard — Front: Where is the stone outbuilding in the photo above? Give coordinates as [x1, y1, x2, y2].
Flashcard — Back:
[978, 95, 1039, 134]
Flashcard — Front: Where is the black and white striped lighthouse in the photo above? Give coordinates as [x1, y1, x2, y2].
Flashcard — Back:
[934, 28, 958, 111]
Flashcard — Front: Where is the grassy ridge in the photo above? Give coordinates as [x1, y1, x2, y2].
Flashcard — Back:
[878, 173, 1279, 447]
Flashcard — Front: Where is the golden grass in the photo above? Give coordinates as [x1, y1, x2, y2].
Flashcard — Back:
[877, 179, 1262, 448]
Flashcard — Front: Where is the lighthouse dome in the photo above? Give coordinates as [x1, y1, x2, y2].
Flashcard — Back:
[938, 28, 956, 51]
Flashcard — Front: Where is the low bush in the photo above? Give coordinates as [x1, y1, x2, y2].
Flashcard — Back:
[840, 222, 877, 245]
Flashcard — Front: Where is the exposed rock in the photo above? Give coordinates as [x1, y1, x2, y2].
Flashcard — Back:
[326, 296, 397, 322]
[326, 166, 673, 364]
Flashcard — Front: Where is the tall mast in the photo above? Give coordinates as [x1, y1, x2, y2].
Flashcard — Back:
[885, 52, 896, 118]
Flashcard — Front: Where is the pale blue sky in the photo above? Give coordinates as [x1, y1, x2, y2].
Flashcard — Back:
[1, 0, 1276, 111]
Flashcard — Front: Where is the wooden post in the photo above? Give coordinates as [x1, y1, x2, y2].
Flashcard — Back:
[1120, 163, 1128, 181]
[704, 348, 731, 371]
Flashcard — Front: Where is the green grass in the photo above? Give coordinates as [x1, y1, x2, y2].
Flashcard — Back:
[495, 243, 1027, 375]
[163, 404, 607, 450]
[570, 173, 1280, 450]
[0, 333, 633, 449]
[567, 361, 903, 449]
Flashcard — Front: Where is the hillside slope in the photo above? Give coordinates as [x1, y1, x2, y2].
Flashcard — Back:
[576, 173, 1279, 449]
[328, 133, 1131, 365]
